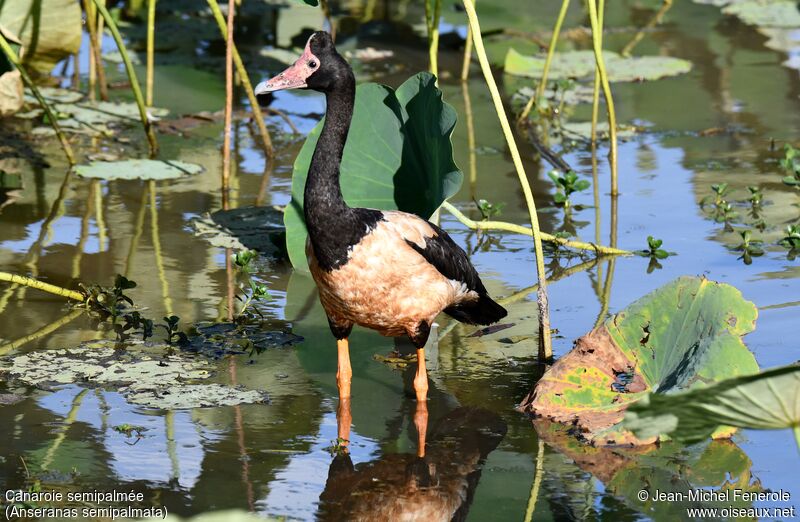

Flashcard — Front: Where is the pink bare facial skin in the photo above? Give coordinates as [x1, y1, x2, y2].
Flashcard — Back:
[255, 35, 320, 94]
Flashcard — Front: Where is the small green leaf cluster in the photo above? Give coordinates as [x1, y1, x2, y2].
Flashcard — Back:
[780, 143, 800, 187]
[636, 236, 673, 273]
[731, 229, 764, 265]
[548, 169, 590, 208]
[233, 250, 271, 321]
[779, 224, 800, 260]
[475, 199, 505, 220]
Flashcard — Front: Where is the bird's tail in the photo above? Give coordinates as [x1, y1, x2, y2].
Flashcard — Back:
[444, 294, 507, 326]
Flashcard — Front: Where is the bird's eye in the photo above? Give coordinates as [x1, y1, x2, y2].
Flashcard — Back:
[309, 60, 317, 68]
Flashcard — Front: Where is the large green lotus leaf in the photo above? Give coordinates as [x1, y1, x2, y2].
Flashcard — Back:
[622, 364, 800, 444]
[520, 276, 759, 445]
[723, 1, 800, 28]
[0, 0, 81, 75]
[504, 48, 692, 82]
[284, 72, 463, 271]
[76, 159, 204, 180]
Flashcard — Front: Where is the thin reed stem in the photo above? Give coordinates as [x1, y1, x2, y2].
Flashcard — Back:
[146, 0, 156, 106]
[463, 0, 553, 359]
[520, 0, 570, 123]
[92, 0, 159, 157]
[207, 0, 274, 158]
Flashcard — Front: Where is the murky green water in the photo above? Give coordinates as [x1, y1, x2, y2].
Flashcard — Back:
[1, 1, 799, 520]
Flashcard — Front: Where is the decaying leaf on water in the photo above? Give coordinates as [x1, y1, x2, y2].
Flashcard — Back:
[519, 276, 759, 445]
[76, 159, 203, 181]
[0, 341, 268, 409]
[0, 0, 81, 75]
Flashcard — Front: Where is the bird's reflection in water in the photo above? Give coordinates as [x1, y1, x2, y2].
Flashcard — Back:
[318, 400, 507, 521]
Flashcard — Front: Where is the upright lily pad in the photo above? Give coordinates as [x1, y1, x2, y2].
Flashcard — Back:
[622, 364, 800, 444]
[723, 1, 800, 28]
[504, 48, 693, 82]
[520, 276, 760, 445]
[284, 72, 463, 271]
[0, 0, 81, 75]
[76, 159, 204, 181]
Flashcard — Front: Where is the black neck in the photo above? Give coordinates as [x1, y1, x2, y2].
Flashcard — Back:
[304, 76, 384, 271]
[304, 85, 354, 229]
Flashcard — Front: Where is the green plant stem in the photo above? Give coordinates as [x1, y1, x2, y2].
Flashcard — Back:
[465, 0, 554, 360]
[794, 425, 800, 454]
[620, 0, 673, 58]
[221, 0, 235, 200]
[425, 0, 442, 78]
[441, 201, 629, 255]
[520, 0, 570, 123]
[92, 0, 159, 157]
[461, 81, 477, 198]
[0, 35, 76, 166]
[0, 272, 84, 302]
[590, 0, 603, 145]
[146, 0, 156, 106]
[587, 0, 618, 195]
[207, 0, 274, 158]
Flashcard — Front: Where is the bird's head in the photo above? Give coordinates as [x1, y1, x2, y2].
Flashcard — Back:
[254, 31, 352, 96]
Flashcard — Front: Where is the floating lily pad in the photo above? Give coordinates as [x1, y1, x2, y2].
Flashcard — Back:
[622, 364, 800, 444]
[192, 206, 285, 255]
[520, 276, 760, 445]
[0, 341, 270, 409]
[504, 48, 693, 82]
[560, 121, 643, 141]
[723, 1, 800, 28]
[24, 86, 84, 104]
[75, 159, 204, 181]
[23, 96, 168, 134]
[0, 342, 212, 389]
[126, 383, 269, 409]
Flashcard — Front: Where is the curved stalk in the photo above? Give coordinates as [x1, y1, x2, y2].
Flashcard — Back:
[146, 0, 156, 106]
[441, 201, 630, 256]
[92, 0, 159, 157]
[587, 0, 618, 195]
[0, 34, 76, 165]
[463, 0, 553, 359]
[0, 272, 84, 302]
[207, 0, 274, 158]
[149, 181, 173, 316]
[520, 0, 570, 123]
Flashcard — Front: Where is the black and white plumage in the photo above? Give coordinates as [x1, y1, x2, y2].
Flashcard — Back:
[255, 31, 507, 401]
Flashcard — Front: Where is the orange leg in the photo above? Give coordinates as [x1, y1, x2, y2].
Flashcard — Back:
[413, 348, 429, 402]
[337, 338, 352, 399]
[414, 396, 429, 458]
[336, 397, 352, 451]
